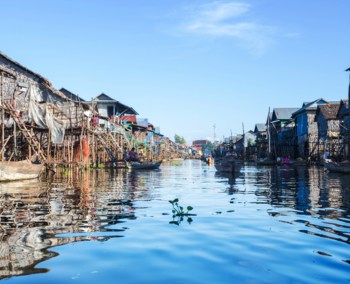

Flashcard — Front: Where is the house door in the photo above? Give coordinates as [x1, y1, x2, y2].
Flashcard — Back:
[107, 106, 114, 118]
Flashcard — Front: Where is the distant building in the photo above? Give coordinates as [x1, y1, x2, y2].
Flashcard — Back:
[193, 140, 210, 146]
[85, 93, 138, 128]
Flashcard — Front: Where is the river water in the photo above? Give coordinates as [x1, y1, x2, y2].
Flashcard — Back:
[1, 160, 350, 283]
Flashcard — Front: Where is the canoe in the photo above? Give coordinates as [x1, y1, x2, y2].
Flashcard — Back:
[215, 160, 242, 173]
[323, 159, 350, 174]
[0, 160, 44, 182]
[126, 161, 162, 170]
[256, 160, 283, 166]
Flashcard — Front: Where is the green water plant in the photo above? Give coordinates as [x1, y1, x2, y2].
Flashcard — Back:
[168, 198, 195, 226]
[61, 171, 70, 175]
[169, 198, 193, 216]
[171, 163, 179, 166]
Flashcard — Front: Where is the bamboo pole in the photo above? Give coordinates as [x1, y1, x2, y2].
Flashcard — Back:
[47, 130, 51, 161]
[92, 133, 95, 167]
[1, 72, 4, 161]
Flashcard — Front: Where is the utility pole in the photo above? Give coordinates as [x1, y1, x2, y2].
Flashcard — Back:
[213, 123, 216, 143]
[347, 68, 350, 160]
[242, 122, 245, 160]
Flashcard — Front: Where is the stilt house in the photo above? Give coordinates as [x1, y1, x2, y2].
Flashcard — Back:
[315, 103, 341, 159]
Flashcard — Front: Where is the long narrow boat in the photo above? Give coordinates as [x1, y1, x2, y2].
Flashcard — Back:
[0, 160, 44, 182]
[170, 158, 184, 161]
[126, 161, 162, 170]
[323, 159, 350, 173]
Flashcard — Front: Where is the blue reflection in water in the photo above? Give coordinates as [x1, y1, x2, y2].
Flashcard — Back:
[1, 160, 350, 283]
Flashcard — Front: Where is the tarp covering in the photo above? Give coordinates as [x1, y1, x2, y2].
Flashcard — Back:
[26, 85, 66, 144]
[73, 139, 90, 164]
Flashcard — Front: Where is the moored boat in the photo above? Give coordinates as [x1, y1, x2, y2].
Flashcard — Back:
[126, 161, 162, 170]
[323, 159, 350, 173]
[0, 160, 44, 182]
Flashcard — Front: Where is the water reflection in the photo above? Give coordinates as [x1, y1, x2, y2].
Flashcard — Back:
[1, 162, 350, 282]
[0, 169, 151, 280]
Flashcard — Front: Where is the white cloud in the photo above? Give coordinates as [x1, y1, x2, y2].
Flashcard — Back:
[182, 1, 276, 55]
[206, 136, 213, 141]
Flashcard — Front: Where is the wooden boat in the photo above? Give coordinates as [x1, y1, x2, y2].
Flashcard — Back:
[170, 158, 184, 161]
[256, 160, 283, 166]
[126, 161, 162, 170]
[0, 160, 44, 182]
[323, 159, 350, 174]
[215, 159, 242, 173]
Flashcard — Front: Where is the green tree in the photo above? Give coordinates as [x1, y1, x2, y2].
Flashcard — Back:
[174, 134, 181, 143]
[174, 134, 186, 145]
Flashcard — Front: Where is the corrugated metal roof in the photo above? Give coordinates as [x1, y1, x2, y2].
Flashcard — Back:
[254, 123, 266, 132]
[273, 108, 300, 121]
[292, 98, 329, 118]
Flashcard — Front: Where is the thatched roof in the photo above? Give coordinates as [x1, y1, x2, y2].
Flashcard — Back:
[316, 104, 340, 120]
[0, 51, 51, 86]
[0, 51, 72, 102]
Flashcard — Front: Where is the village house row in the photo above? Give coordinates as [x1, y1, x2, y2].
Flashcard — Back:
[0, 51, 185, 167]
[226, 98, 349, 161]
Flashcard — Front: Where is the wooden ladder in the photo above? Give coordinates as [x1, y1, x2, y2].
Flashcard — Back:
[5, 101, 46, 161]
[96, 133, 117, 162]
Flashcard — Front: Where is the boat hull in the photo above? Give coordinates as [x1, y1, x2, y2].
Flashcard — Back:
[323, 160, 350, 173]
[0, 161, 44, 182]
[126, 161, 162, 170]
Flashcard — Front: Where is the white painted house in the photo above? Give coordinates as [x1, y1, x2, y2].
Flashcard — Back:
[88, 93, 138, 130]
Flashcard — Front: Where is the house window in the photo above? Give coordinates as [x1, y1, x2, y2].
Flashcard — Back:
[107, 106, 114, 118]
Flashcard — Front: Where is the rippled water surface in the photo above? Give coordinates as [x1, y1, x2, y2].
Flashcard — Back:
[1, 160, 350, 283]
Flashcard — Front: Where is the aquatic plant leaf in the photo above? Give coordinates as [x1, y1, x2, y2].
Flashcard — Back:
[180, 206, 183, 211]
[172, 210, 175, 213]
[173, 198, 179, 203]
[227, 210, 235, 213]
[187, 217, 193, 224]
[187, 206, 193, 211]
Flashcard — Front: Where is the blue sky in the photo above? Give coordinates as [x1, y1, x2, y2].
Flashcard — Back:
[1, 0, 349, 144]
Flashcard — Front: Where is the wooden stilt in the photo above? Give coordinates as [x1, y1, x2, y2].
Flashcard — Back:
[1, 72, 4, 161]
